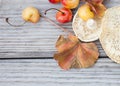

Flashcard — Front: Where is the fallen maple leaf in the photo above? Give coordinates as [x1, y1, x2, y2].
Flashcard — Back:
[90, 3, 106, 18]
[86, 0, 103, 4]
[54, 35, 99, 70]
[86, 0, 106, 18]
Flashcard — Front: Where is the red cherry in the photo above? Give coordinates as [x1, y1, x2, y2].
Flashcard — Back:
[49, 0, 60, 4]
[45, 8, 72, 23]
[56, 8, 72, 23]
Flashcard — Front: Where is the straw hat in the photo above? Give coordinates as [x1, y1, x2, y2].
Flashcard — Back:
[72, 11, 102, 42]
[100, 6, 120, 63]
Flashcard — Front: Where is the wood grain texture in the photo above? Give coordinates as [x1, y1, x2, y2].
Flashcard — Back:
[0, 0, 119, 58]
[0, 58, 120, 86]
[0, 1, 120, 85]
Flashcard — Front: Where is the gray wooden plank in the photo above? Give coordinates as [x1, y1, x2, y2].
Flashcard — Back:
[0, 0, 119, 58]
[0, 58, 119, 86]
[0, 41, 106, 58]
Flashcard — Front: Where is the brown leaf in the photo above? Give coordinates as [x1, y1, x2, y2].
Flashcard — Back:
[86, 0, 103, 4]
[91, 3, 106, 18]
[54, 35, 99, 70]
[86, 0, 106, 18]
[93, 0, 103, 4]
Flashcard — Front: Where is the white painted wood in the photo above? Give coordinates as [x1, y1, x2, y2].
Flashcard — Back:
[0, 1, 119, 85]
[0, 0, 119, 58]
[0, 58, 119, 86]
[0, 0, 120, 58]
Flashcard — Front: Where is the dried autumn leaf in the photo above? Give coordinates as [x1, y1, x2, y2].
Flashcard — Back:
[91, 3, 106, 18]
[86, 0, 103, 4]
[54, 35, 99, 70]
[86, 0, 106, 18]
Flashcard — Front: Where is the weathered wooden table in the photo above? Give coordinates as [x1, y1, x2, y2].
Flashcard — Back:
[0, 0, 120, 86]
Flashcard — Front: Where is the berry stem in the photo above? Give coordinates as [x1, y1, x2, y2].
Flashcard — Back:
[44, 8, 64, 15]
[5, 18, 26, 27]
[41, 15, 72, 35]
[1, 14, 73, 35]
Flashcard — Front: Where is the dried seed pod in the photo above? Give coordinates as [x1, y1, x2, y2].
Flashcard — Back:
[72, 2, 106, 42]
[72, 10, 102, 42]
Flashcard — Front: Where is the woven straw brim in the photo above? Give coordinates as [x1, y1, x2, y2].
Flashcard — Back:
[100, 6, 120, 63]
